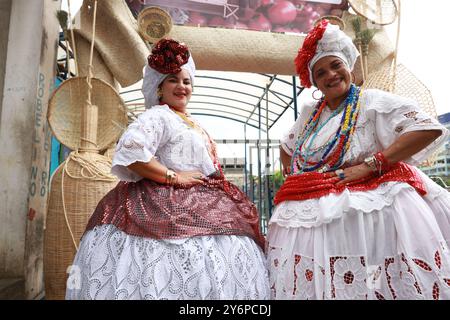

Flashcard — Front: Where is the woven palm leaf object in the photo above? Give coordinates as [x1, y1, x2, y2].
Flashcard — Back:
[45, 46, 127, 299]
[45, 77, 125, 299]
[137, 6, 173, 43]
[47, 77, 127, 152]
[45, 77, 124, 298]
[43, 153, 118, 299]
[364, 63, 437, 119]
[364, 63, 439, 165]
[314, 15, 346, 30]
[348, 0, 398, 25]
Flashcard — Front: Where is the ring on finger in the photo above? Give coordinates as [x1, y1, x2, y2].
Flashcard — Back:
[335, 169, 345, 180]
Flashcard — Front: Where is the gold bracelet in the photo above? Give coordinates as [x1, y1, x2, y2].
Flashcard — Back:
[165, 169, 177, 185]
[363, 155, 378, 172]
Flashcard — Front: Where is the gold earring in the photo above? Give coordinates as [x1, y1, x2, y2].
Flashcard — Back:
[157, 88, 163, 98]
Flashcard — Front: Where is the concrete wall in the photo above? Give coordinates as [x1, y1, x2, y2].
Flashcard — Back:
[0, 0, 42, 279]
[0, 0, 12, 122]
[0, 0, 60, 299]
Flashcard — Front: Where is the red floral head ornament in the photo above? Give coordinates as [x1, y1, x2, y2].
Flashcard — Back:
[294, 19, 329, 88]
[147, 38, 190, 74]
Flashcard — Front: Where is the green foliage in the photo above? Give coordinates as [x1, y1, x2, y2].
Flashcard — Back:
[250, 171, 285, 195]
[271, 170, 285, 193]
[351, 16, 378, 45]
[351, 16, 362, 34]
[360, 29, 378, 45]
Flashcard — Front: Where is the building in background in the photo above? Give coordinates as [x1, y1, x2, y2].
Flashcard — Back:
[220, 157, 245, 188]
[420, 112, 450, 178]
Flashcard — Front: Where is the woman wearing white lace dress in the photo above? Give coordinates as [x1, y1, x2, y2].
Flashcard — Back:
[268, 20, 450, 300]
[66, 39, 270, 300]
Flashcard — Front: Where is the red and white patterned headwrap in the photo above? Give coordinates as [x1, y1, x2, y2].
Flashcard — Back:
[142, 38, 196, 108]
[295, 20, 359, 88]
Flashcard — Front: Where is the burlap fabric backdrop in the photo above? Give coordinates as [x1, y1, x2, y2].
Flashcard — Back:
[73, 1, 396, 84]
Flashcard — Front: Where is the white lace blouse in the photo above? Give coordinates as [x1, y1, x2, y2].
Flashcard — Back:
[111, 104, 217, 182]
[281, 89, 448, 167]
[272, 89, 449, 228]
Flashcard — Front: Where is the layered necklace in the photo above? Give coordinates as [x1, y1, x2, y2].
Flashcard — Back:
[290, 84, 363, 174]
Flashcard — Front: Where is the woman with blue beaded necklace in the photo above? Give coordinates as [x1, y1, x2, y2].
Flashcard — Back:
[267, 19, 450, 300]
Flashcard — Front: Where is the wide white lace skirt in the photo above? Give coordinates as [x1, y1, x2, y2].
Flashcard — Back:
[267, 178, 450, 300]
[66, 225, 270, 300]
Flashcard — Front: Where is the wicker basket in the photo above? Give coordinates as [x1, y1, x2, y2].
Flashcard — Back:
[47, 77, 127, 151]
[43, 152, 118, 300]
[364, 63, 438, 165]
[315, 15, 346, 30]
[348, 0, 397, 25]
[137, 6, 173, 43]
[364, 63, 437, 119]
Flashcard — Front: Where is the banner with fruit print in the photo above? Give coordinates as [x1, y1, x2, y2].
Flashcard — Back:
[126, 0, 348, 34]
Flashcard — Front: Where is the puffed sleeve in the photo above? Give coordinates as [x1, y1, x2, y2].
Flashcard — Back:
[364, 89, 449, 165]
[280, 103, 314, 156]
[111, 108, 169, 181]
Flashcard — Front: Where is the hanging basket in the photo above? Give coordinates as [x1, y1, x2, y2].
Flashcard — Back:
[348, 0, 398, 25]
[364, 63, 437, 119]
[314, 15, 346, 30]
[47, 77, 127, 151]
[43, 152, 119, 300]
[364, 63, 439, 165]
[137, 6, 173, 43]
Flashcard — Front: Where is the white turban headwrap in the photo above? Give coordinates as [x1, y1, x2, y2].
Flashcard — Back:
[295, 20, 360, 88]
[308, 23, 359, 86]
[142, 53, 196, 109]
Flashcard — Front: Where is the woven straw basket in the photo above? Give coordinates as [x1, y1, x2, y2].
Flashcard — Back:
[315, 15, 346, 30]
[364, 63, 438, 165]
[364, 63, 437, 119]
[44, 152, 118, 300]
[137, 6, 173, 43]
[348, 0, 398, 25]
[47, 77, 127, 151]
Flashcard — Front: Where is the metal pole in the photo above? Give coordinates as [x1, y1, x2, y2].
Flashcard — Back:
[292, 76, 298, 120]
[257, 103, 262, 222]
[244, 124, 248, 196]
[265, 84, 272, 222]
[249, 146, 254, 202]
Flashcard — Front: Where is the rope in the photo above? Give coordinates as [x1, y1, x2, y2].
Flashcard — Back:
[78, 137, 99, 153]
[390, 0, 401, 92]
[67, 0, 79, 75]
[64, 151, 117, 181]
[86, 0, 98, 108]
[78, 0, 99, 152]
[61, 151, 117, 250]
[62, 1, 107, 250]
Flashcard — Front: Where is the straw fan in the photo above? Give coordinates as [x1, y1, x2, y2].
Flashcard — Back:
[44, 0, 127, 299]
